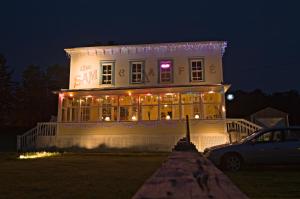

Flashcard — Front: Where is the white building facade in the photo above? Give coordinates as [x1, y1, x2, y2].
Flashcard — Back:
[18, 41, 238, 152]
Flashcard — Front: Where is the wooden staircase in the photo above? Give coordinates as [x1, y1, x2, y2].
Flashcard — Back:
[226, 118, 262, 143]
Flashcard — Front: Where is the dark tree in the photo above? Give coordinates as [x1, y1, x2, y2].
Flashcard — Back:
[0, 54, 15, 126]
[16, 65, 48, 127]
[45, 64, 69, 117]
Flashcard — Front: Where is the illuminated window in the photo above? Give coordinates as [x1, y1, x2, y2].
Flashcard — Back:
[101, 62, 114, 84]
[140, 94, 159, 120]
[160, 93, 179, 120]
[130, 61, 144, 84]
[80, 98, 92, 121]
[119, 95, 138, 121]
[99, 96, 118, 121]
[159, 60, 173, 83]
[190, 59, 204, 81]
[181, 93, 202, 119]
[202, 92, 222, 119]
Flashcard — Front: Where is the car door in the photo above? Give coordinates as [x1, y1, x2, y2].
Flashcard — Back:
[281, 128, 300, 163]
[243, 130, 284, 164]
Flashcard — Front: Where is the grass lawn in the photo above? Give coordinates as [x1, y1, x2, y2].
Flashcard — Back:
[226, 166, 300, 199]
[0, 152, 168, 199]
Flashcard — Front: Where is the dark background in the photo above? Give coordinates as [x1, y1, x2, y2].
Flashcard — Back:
[0, 0, 300, 92]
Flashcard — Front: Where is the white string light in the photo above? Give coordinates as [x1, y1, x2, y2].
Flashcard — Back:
[65, 42, 227, 56]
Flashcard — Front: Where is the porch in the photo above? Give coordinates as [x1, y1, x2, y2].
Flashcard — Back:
[17, 118, 262, 152]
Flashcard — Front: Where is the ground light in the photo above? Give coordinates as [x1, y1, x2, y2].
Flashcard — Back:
[18, 151, 61, 159]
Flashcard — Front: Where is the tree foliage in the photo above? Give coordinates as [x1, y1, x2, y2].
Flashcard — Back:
[0, 54, 15, 125]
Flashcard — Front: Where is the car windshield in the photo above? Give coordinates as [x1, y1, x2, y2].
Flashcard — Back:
[239, 129, 263, 143]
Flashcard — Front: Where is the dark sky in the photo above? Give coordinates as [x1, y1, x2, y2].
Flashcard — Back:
[1, 0, 299, 92]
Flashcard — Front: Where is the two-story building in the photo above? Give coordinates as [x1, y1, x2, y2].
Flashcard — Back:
[18, 41, 236, 151]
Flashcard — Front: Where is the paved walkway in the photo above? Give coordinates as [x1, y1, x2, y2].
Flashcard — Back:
[133, 151, 249, 199]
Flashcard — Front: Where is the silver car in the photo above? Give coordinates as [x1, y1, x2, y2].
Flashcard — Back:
[203, 127, 300, 171]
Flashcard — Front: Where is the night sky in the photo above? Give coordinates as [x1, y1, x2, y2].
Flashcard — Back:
[1, 0, 299, 92]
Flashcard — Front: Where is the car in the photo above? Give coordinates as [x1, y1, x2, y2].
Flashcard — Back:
[203, 127, 300, 171]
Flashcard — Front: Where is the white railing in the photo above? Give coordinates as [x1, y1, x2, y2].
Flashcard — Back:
[226, 118, 262, 142]
[17, 122, 57, 151]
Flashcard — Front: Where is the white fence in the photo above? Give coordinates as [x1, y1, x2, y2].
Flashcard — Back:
[226, 118, 262, 142]
[17, 123, 57, 151]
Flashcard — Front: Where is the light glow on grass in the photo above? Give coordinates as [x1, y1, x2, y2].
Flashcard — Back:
[19, 151, 61, 159]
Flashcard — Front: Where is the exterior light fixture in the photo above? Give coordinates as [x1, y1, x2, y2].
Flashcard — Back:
[86, 95, 93, 98]
[222, 106, 226, 112]
[208, 91, 214, 94]
[227, 94, 234, 101]
[164, 104, 168, 107]
[104, 117, 110, 121]
[194, 114, 200, 119]
[69, 93, 73, 97]
[131, 115, 137, 121]
[166, 115, 171, 120]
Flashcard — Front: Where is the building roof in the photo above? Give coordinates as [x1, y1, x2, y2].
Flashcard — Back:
[251, 107, 288, 118]
[64, 41, 227, 56]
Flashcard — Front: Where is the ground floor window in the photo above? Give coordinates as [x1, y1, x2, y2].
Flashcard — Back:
[60, 91, 224, 122]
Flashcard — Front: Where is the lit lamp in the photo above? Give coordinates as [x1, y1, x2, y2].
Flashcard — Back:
[131, 115, 137, 121]
[104, 116, 110, 121]
[161, 63, 170, 68]
[160, 60, 171, 69]
[194, 114, 200, 119]
[166, 115, 171, 120]
[227, 94, 234, 101]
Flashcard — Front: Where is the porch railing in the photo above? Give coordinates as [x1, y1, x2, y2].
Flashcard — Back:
[17, 122, 57, 151]
[226, 118, 262, 143]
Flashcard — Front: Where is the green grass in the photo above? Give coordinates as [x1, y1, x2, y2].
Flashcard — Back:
[226, 166, 300, 199]
[0, 152, 168, 199]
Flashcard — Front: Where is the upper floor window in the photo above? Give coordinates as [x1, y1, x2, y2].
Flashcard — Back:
[190, 59, 204, 82]
[130, 61, 144, 84]
[159, 60, 173, 83]
[100, 61, 114, 85]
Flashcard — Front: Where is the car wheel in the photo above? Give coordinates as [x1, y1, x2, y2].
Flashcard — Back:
[222, 154, 242, 171]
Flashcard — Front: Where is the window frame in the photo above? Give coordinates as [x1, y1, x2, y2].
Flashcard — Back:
[189, 58, 205, 82]
[130, 60, 145, 84]
[158, 59, 174, 84]
[100, 61, 115, 85]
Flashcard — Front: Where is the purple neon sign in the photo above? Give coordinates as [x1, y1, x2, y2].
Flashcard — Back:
[160, 61, 171, 69]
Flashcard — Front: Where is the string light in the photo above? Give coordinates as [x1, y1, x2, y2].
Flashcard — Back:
[65, 42, 227, 56]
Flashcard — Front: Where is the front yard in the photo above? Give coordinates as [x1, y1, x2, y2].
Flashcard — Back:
[0, 153, 168, 199]
[2, 152, 300, 199]
[226, 166, 300, 199]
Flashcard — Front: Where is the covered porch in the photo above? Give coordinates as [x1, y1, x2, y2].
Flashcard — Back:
[57, 84, 228, 123]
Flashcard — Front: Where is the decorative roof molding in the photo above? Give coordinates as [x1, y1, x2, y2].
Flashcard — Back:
[64, 41, 227, 57]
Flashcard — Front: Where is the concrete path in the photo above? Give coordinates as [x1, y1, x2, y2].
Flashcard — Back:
[133, 151, 249, 199]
